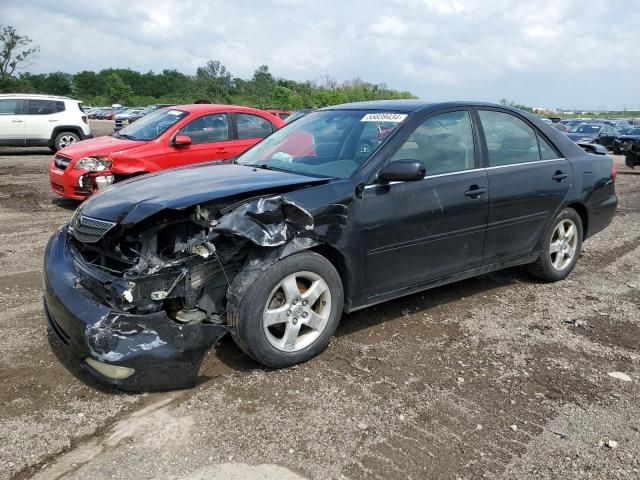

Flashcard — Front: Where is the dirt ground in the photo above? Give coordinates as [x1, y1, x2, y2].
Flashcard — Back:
[1, 120, 639, 479]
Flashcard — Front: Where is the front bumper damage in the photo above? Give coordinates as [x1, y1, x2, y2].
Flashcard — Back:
[43, 194, 348, 391]
[44, 228, 228, 390]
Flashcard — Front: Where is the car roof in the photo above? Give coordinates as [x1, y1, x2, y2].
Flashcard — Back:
[0, 93, 76, 101]
[170, 104, 277, 114]
[321, 99, 534, 114]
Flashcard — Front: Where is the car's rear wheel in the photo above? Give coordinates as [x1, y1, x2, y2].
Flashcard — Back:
[529, 208, 583, 282]
[51, 131, 80, 152]
[228, 251, 343, 368]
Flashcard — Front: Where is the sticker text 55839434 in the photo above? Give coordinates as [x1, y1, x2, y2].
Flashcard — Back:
[361, 113, 408, 122]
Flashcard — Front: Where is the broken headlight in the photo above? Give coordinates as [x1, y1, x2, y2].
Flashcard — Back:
[75, 156, 112, 172]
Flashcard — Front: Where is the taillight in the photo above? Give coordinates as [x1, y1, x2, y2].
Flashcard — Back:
[82, 115, 88, 124]
[612, 161, 617, 182]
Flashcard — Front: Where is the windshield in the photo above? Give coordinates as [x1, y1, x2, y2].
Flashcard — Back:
[627, 128, 640, 135]
[235, 110, 407, 178]
[117, 108, 188, 141]
[570, 124, 601, 134]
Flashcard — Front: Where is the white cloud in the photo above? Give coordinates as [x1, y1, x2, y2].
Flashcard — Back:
[369, 16, 408, 36]
[2, 0, 639, 109]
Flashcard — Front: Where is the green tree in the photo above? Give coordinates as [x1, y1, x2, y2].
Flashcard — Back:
[0, 25, 39, 78]
[191, 60, 233, 102]
[105, 73, 134, 104]
[74, 70, 107, 97]
[44, 71, 73, 96]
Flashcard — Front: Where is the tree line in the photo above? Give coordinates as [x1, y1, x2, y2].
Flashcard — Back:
[0, 24, 416, 108]
[0, 60, 417, 108]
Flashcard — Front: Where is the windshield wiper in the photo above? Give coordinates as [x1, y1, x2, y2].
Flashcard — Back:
[117, 133, 138, 141]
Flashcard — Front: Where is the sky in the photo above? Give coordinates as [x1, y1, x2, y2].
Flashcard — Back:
[3, 0, 640, 110]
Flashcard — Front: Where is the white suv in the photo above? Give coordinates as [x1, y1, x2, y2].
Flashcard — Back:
[0, 94, 92, 151]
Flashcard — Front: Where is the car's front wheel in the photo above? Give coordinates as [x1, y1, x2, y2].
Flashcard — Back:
[51, 131, 80, 152]
[529, 208, 583, 282]
[229, 251, 344, 368]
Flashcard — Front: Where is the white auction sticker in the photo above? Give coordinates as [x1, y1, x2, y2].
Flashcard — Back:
[361, 113, 408, 122]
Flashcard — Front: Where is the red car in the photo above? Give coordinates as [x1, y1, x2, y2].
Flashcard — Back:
[265, 109, 293, 120]
[49, 104, 284, 200]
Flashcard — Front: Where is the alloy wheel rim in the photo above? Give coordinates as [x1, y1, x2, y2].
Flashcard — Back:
[263, 271, 332, 352]
[550, 219, 578, 271]
[59, 135, 77, 148]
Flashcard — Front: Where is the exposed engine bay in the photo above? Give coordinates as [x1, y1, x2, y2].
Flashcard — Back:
[67, 194, 322, 325]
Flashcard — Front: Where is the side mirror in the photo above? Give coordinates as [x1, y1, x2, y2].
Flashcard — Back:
[377, 160, 426, 183]
[173, 134, 192, 147]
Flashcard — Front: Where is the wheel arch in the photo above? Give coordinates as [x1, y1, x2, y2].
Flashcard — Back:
[50, 126, 84, 145]
[307, 243, 352, 311]
[565, 202, 589, 240]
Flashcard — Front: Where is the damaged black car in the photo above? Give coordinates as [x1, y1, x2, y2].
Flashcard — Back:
[43, 101, 617, 391]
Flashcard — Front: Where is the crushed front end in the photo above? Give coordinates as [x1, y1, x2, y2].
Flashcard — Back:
[43, 194, 324, 391]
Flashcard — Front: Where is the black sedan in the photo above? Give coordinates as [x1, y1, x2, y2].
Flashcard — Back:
[612, 127, 640, 155]
[43, 101, 617, 391]
[566, 123, 619, 149]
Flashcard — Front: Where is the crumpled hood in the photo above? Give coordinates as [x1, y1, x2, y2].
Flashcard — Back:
[79, 162, 328, 225]
[58, 135, 146, 159]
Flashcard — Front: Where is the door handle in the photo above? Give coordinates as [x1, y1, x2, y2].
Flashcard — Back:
[552, 171, 568, 181]
[48, 119, 58, 122]
[11, 120, 23, 123]
[464, 185, 486, 198]
[216, 148, 230, 153]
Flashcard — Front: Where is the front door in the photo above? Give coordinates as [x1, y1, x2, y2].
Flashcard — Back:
[359, 110, 489, 298]
[0, 99, 26, 145]
[161, 113, 237, 168]
[476, 109, 572, 263]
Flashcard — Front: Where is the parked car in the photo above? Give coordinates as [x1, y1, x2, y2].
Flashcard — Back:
[575, 141, 608, 155]
[94, 108, 113, 120]
[49, 104, 284, 200]
[613, 127, 640, 155]
[114, 104, 176, 131]
[0, 93, 92, 151]
[113, 108, 145, 131]
[552, 123, 569, 133]
[265, 109, 293, 120]
[626, 143, 640, 169]
[43, 100, 617, 390]
[566, 123, 618, 149]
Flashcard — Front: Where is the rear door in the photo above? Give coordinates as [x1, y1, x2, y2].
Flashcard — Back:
[233, 112, 277, 154]
[476, 109, 571, 264]
[159, 112, 236, 168]
[0, 99, 26, 144]
[24, 99, 64, 144]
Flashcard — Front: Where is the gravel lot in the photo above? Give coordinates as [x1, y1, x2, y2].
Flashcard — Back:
[1, 120, 639, 479]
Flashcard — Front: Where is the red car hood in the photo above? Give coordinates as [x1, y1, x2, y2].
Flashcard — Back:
[57, 136, 146, 158]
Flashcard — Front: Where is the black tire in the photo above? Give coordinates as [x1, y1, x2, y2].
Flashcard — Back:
[228, 251, 343, 368]
[529, 208, 583, 282]
[52, 131, 80, 152]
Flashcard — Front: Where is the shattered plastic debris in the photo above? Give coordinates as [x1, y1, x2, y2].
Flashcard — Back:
[607, 372, 632, 382]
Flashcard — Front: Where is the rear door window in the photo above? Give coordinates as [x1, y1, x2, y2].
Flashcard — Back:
[478, 110, 541, 166]
[28, 99, 57, 115]
[537, 135, 559, 160]
[236, 113, 274, 139]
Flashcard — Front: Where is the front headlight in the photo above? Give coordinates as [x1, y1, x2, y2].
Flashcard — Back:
[74, 156, 112, 171]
